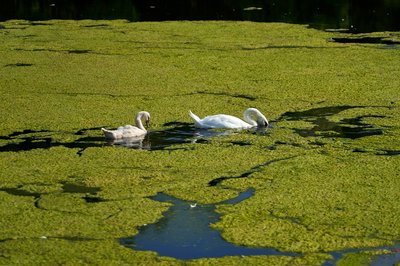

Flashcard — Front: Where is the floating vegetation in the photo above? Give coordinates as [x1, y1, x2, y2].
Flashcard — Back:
[0, 20, 399, 265]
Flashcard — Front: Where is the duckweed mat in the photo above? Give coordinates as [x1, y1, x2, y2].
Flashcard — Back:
[0, 20, 399, 265]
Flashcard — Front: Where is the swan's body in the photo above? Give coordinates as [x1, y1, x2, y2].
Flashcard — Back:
[189, 108, 268, 129]
[101, 111, 150, 139]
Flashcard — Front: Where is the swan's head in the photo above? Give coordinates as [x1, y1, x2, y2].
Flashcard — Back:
[256, 113, 269, 127]
[246, 108, 269, 127]
[137, 111, 151, 128]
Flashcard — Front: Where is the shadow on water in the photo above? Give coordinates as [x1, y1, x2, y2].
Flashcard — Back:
[273, 105, 400, 156]
[120, 188, 297, 260]
[277, 105, 385, 139]
[0, 128, 105, 156]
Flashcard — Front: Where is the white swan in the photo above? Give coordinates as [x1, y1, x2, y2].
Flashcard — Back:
[101, 111, 150, 139]
[189, 108, 268, 129]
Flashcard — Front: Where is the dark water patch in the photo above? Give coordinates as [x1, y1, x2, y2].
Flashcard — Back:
[4, 63, 33, 67]
[209, 156, 296, 186]
[0, 126, 206, 154]
[328, 37, 400, 45]
[105, 122, 234, 151]
[146, 122, 199, 150]
[278, 106, 386, 139]
[0, 128, 105, 156]
[104, 122, 198, 150]
[120, 188, 298, 259]
[3, 0, 400, 33]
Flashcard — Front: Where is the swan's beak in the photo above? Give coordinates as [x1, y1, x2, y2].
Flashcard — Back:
[145, 119, 150, 128]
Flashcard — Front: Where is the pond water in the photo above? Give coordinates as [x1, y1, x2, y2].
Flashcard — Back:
[120, 188, 298, 259]
[1, 0, 400, 33]
[106, 122, 229, 151]
[323, 244, 400, 266]
[119, 187, 399, 264]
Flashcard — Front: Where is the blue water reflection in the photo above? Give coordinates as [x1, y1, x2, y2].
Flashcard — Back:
[120, 188, 297, 259]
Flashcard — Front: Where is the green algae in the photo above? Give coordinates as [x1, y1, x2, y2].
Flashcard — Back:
[0, 20, 399, 264]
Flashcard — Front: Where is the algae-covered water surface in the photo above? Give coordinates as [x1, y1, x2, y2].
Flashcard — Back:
[0, 20, 399, 265]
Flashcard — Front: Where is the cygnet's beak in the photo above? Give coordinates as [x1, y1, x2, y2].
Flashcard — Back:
[145, 118, 150, 128]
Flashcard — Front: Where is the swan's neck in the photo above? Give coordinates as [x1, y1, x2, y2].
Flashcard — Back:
[135, 113, 147, 132]
[243, 109, 258, 126]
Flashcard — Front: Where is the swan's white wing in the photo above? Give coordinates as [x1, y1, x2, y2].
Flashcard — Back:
[121, 125, 146, 137]
[200, 114, 251, 129]
[102, 125, 146, 139]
